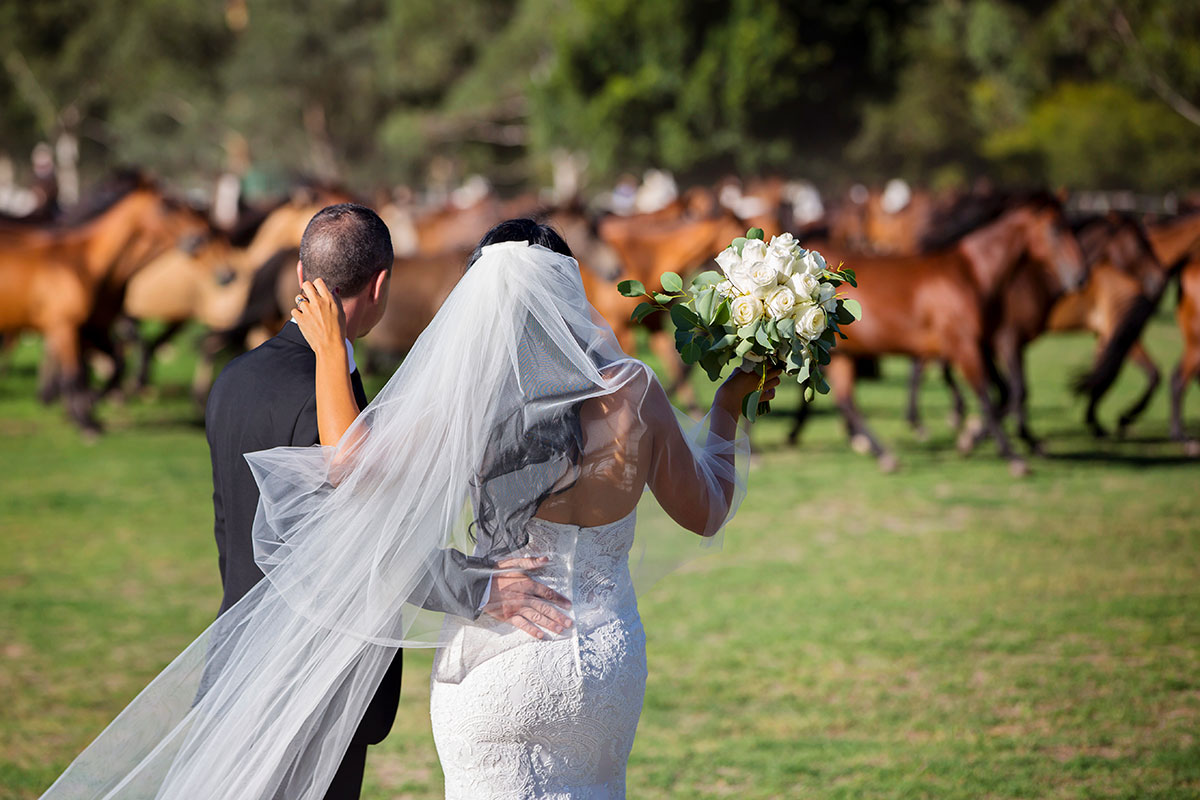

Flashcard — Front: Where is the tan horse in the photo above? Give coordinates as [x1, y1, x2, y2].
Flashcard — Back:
[591, 205, 748, 406]
[121, 234, 247, 392]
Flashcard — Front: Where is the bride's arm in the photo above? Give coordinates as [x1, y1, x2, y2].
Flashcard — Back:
[644, 365, 780, 535]
[291, 279, 362, 448]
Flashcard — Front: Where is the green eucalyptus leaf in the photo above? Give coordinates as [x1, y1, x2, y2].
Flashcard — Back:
[670, 303, 700, 329]
[746, 227, 765, 240]
[617, 279, 646, 298]
[681, 340, 702, 364]
[631, 302, 655, 322]
[841, 298, 862, 321]
[661, 272, 684, 293]
[742, 389, 762, 423]
[692, 270, 723, 288]
[735, 338, 755, 357]
[804, 384, 815, 402]
[731, 237, 747, 255]
[713, 299, 732, 326]
[696, 288, 716, 324]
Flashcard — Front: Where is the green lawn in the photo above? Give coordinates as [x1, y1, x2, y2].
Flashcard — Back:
[2, 317, 1198, 799]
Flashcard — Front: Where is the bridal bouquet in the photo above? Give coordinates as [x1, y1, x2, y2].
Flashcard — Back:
[618, 228, 860, 421]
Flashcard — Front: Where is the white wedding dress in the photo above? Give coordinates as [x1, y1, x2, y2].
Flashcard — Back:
[431, 510, 646, 799]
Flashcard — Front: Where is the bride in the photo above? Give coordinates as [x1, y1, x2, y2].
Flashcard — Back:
[39, 219, 778, 799]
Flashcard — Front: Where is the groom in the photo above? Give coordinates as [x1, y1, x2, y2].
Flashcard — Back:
[205, 203, 571, 799]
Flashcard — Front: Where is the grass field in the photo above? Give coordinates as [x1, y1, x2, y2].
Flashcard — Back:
[2, 316, 1199, 799]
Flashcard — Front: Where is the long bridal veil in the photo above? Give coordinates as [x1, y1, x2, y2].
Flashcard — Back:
[41, 241, 749, 800]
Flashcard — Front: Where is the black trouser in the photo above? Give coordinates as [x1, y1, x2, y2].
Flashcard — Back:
[321, 738, 369, 800]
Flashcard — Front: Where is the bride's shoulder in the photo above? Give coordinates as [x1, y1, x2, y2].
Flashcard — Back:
[599, 358, 661, 397]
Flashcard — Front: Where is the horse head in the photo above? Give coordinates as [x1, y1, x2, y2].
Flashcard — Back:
[1019, 194, 1088, 294]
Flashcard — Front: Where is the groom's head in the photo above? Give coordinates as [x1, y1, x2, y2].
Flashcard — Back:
[297, 203, 393, 338]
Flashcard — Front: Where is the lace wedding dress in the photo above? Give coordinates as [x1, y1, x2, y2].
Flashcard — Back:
[431, 510, 646, 799]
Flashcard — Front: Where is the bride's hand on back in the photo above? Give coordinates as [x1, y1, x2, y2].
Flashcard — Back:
[291, 278, 347, 357]
[714, 365, 783, 419]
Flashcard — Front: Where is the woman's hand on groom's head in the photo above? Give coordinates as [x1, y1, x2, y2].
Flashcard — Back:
[291, 278, 348, 356]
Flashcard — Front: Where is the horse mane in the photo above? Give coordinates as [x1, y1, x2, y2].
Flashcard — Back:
[57, 168, 154, 226]
[918, 189, 1059, 251]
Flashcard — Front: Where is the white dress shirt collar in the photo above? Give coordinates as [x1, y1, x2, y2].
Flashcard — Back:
[289, 319, 357, 374]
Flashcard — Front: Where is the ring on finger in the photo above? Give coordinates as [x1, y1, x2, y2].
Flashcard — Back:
[295, 294, 308, 306]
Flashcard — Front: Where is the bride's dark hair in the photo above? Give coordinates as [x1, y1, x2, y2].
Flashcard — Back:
[468, 218, 574, 268]
[467, 219, 589, 554]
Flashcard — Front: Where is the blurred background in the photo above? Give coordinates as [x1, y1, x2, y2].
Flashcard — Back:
[2, 1, 1199, 798]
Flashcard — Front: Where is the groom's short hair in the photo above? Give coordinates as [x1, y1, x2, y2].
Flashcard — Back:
[299, 203, 393, 296]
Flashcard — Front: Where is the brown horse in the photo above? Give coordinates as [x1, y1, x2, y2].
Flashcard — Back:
[362, 249, 471, 366]
[1070, 211, 1200, 452]
[1171, 260, 1200, 453]
[0, 178, 213, 430]
[808, 196, 1087, 475]
[907, 213, 1168, 445]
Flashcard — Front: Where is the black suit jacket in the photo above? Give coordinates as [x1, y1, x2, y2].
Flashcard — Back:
[205, 322, 485, 744]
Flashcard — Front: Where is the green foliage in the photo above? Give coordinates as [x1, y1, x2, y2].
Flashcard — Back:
[984, 81, 1200, 190]
[0, 0, 1198, 193]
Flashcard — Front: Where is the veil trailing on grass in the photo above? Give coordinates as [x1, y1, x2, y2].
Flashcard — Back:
[40, 242, 749, 800]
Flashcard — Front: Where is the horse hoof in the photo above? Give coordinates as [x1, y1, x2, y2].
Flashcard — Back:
[878, 453, 900, 473]
[850, 434, 873, 455]
[912, 425, 929, 443]
[1009, 459, 1031, 478]
[956, 431, 975, 455]
[1185, 440, 1200, 459]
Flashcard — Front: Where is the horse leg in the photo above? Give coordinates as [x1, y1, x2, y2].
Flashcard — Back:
[45, 325, 99, 436]
[1115, 342, 1160, 437]
[997, 334, 1042, 456]
[787, 393, 810, 446]
[956, 343, 1027, 476]
[943, 361, 967, 431]
[136, 320, 186, 393]
[829, 354, 897, 472]
[1170, 345, 1200, 453]
[906, 358, 928, 440]
[38, 349, 62, 404]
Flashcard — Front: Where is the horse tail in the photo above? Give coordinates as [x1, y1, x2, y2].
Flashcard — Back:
[211, 246, 298, 352]
[1071, 250, 1192, 397]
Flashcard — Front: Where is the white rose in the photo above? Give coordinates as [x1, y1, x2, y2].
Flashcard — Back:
[741, 238, 767, 262]
[715, 246, 741, 275]
[787, 271, 820, 302]
[730, 294, 764, 327]
[764, 244, 797, 279]
[726, 261, 757, 295]
[764, 285, 797, 320]
[746, 261, 780, 299]
[817, 281, 837, 312]
[794, 304, 827, 340]
[796, 249, 827, 277]
[716, 279, 737, 299]
[770, 232, 797, 252]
